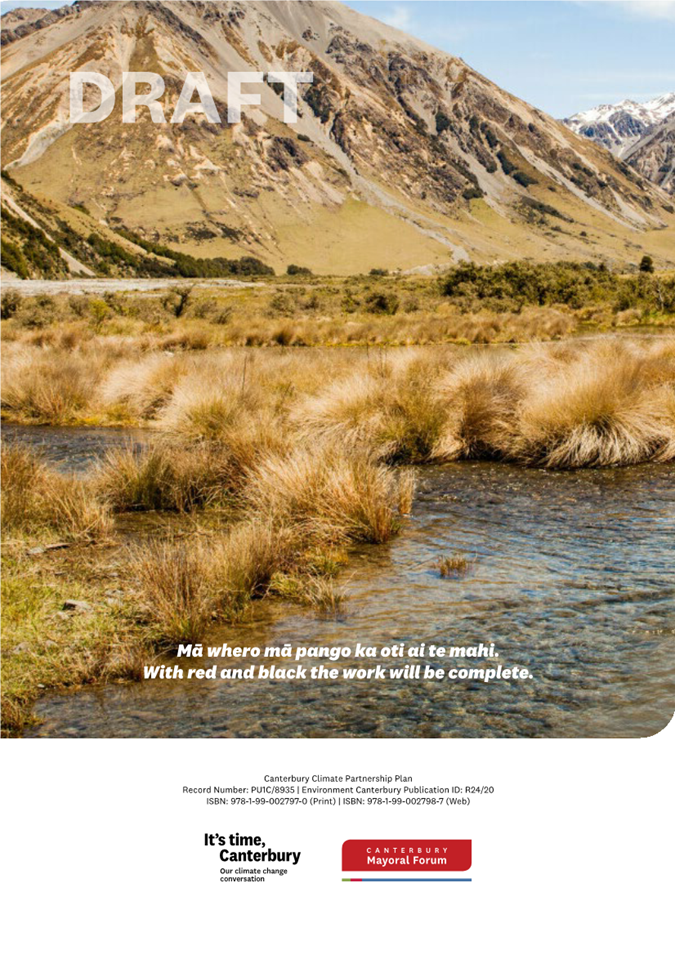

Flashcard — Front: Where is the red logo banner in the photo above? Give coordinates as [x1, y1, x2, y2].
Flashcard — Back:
[342, 840, 471, 872]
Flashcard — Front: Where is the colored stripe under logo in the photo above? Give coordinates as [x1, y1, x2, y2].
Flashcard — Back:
[342, 877, 472, 882]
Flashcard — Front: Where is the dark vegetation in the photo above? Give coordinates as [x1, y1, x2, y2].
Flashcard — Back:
[440, 261, 675, 312]
[1, 210, 67, 279]
[521, 198, 571, 222]
[114, 228, 274, 277]
[0, 179, 274, 279]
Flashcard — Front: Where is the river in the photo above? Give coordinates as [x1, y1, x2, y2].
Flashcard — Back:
[4, 423, 672, 738]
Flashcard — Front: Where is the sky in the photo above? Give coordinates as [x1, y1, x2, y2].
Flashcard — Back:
[2, 0, 674, 117]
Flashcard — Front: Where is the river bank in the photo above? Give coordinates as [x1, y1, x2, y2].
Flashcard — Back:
[2, 413, 674, 737]
[2, 325, 674, 736]
[6, 451, 674, 738]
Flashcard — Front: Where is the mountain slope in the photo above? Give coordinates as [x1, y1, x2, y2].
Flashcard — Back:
[563, 93, 675, 157]
[0, 4, 75, 45]
[2, 0, 675, 275]
[625, 115, 675, 197]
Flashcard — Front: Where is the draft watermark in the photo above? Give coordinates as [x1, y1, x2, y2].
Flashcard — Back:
[70, 70, 314, 124]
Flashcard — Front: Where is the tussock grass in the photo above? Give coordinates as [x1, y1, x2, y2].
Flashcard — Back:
[4, 322, 674, 732]
[94, 442, 236, 513]
[243, 446, 405, 544]
[4, 339, 674, 475]
[129, 539, 217, 642]
[1, 346, 104, 424]
[514, 341, 675, 467]
[100, 353, 190, 419]
[396, 468, 417, 516]
[652, 389, 675, 463]
[301, 576, 346, 615]
[428, 339, 675, 467]
[157, 355, 258, 436]
[431, 353, 526, 461]
[295, 352, 447, 463]
[156, 362, 288, 468]
[437, 554, 472, 578]
[130, 522, 296, 643]
[1, 445, 112, 542]
[5, 338, 674, 472]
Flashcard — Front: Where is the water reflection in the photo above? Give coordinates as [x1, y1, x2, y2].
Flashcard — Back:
[2, 424, 151, 473]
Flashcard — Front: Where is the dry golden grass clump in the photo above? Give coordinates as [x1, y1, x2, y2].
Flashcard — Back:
[437, 554, 472, 578]
[296, 372, 389, 453]
[652, 388, 675, 463]
[243, 445, 407, 544]
[295, 351, 448, 463]
[94, 442, 239, 513]
[1, 445, 112, 542]
[300, 576, 346, 615]
[288, 339, 673, 469]
[431, 352, 526, 461]
[100, 352, 191, 420]
[129, 521, 297, 643]
[156, 353, 259, 434]
[446, 306, 576, 345]
[160, 379, 255, 441]
[156, 366, 289, 470]
[0, 345, 103, 424]
[4, 336, 674, 469]
[514, 340, 675, 467]
[426, 338, 675, 467]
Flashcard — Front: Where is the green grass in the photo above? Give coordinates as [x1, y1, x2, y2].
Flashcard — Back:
[1, 549, 151, 736]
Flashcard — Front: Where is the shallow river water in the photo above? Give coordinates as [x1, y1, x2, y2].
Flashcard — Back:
[4, 424, 151, 472]
[9, 420, 672, 739]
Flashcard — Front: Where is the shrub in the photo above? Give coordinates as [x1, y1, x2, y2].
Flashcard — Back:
[365, 292, 399, 315]
[438, 260, 668, 312]
[513, 170, 538, 188]
[1, 290, 21, 320]
[482, 125, 499, 148]
[497, 150, 516, 175]
[435, 111, 451, 135]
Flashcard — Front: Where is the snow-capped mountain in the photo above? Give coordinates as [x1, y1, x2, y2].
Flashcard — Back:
[563, 93, 675, 157]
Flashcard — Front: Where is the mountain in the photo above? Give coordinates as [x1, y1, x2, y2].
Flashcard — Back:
[2, 0, 675, 276]
[0, 4, 76, 45]
[563, 93, 675, 157]
[625, 115, 675, 197]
